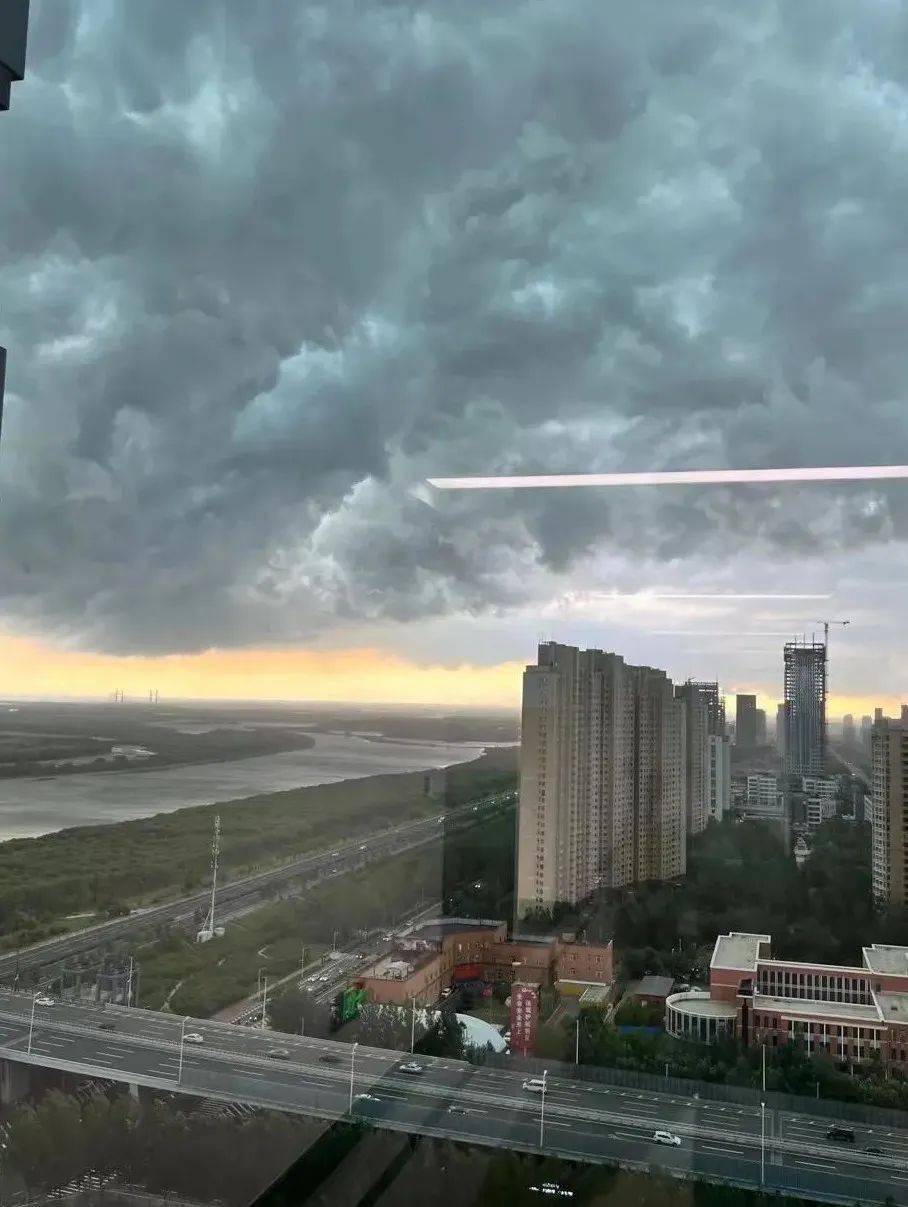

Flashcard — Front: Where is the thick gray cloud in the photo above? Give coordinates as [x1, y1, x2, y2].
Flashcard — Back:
[2, 0, 908, 676]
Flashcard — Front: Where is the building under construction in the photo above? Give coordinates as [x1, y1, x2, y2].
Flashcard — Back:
[783, 640, 827, 776]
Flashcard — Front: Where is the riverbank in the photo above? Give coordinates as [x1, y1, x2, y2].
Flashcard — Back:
[0, 747, 518, 951]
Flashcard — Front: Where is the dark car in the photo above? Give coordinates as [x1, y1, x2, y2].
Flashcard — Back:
[826, 1126, 856, 1143]
[267, 1047, 290, 1060]
[97, 1021, 116, 1031]
[319, 1053, 341, 1064]
[864, 1145, 883, 1155]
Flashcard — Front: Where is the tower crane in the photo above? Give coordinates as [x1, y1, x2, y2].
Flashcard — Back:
[815, 619, 851, 646]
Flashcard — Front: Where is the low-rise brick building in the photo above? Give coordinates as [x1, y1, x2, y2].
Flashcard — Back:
[665, 931, 908, 1071]
[353, 918, 613, 1007]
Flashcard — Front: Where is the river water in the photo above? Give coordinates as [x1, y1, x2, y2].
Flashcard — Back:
[0, 731, 494, 843]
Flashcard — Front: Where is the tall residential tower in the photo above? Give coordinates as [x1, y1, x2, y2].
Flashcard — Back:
[515, 642, 688, 919]
[871, 707, 908, 908]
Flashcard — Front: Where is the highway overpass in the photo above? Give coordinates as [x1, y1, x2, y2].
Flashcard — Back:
[1, 989, 907, 1204]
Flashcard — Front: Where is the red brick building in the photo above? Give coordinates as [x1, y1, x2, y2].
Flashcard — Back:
[666, 931, 908, 1071]
[354, 918, 613, 1007]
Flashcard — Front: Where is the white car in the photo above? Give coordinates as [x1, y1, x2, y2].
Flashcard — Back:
[34, 994, 55, 1007]
[184, 1032, 205, 1045]
[398, 1061, 425, 1075]
[355, 1092, 380, 1104]
[652, 1130, 681, 1147]
[522, 1078, 547, 1093]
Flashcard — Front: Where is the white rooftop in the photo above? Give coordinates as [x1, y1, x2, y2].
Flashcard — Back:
[874, 992, 908, 1022]
[666, 991, 738, 1019]
[863, 944, 908, 977]
[711, 933, 771, 971]
[753, 994, 882, 1023]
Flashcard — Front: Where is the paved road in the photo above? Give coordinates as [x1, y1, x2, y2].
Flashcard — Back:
[0, 989, 906, 1204]
[0, 794, 514, 980]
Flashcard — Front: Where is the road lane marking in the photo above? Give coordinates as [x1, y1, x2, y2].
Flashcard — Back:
[795, 1161, 831, 1171]
[700, 1145, 746, 1156]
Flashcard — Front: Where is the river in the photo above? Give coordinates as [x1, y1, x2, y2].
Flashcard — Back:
[0, 731, 496, 843]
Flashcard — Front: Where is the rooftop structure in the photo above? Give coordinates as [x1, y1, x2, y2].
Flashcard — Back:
[710, 932, 771, 971]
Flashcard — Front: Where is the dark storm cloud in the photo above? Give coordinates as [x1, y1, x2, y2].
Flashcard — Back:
[1, 0, 908, 655]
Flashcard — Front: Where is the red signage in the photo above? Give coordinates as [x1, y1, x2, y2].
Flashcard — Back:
[510, 982, 539, 1056]
[452, 963, 483, 984]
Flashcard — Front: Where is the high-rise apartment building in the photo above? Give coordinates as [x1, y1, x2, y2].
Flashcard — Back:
[842, 714, 856, 746]
[1, 0, 30, 447]
[685, 682, 728, 827]
[675, 683, 710, 836]
[871, 708, 908, 908]
[708, 733, 731, 822]
[735, 694, 758, 749]
[783, 641, 827, 776]
[515, 643, 687, 919]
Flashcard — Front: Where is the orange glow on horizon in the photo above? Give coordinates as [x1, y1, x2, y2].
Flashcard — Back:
[0, 633, 525, 709]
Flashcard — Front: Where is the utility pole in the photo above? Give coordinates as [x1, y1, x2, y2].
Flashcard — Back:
[260, 976, 269, 1031]
[539, 1070, 548, 1148]
[410, 997, 416, 1053]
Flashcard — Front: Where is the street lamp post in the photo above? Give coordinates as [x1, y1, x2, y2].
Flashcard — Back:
[349, 1041, 358, 1111]
[539, 1069, 548, 1148]
[177, 1017, 189, 1084]
[762, 1042, 766, 1093]
[261, 976, 269, 1031]
[410, 997, 416, 1054]
[575, 1016, 580, 1065]
[760, 1100, 766, 1186]
[27, 992, 38, 1055]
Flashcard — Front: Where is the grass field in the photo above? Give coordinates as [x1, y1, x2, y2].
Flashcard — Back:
[0, 747, 517, 951]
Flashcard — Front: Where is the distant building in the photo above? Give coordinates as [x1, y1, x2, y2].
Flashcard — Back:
[350, 917, 614, 1007]
[745, 774, 783, 816]
[776, 702, 788, 758]
[515, 642, 687, 919]
[708, 734, 731, 822]
[805, 796, 837, 831]
[0, 0, 30, 449]
[801, 775, 837, 800]
[675, 682, 712, 836]
[755, 708, 767, 746]
[871, 707, 908, 908]
[861, 715, 873, 754]
[666, 931, 908, 1074]
[842, 714, 856, 746]
[735, 694, 758, 750]
[783, 641, 827, 776]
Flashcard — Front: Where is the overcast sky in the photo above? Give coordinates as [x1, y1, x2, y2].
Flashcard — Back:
[1, 0, 907, 711]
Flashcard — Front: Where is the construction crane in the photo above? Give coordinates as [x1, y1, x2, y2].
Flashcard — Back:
[815, 619, 851, 646]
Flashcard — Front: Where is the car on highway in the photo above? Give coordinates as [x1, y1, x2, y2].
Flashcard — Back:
[826, 1126, 856, 1143]
[97, 1020, 116, 1031]
[652, 1130, 682, 1147]
[267, 1047, 290, 1060]
[184, 1032, 205, 1045]
[355, 1092, 380, 1104]
[522, 1078, 547, 1093]
[358, 844, 366, 851]
[447, 1104, 466, 1115]
[34, 994, 55, 1007]
[319, 1053, 341, 1064]
[864, 1145, 883, 1155]
[398, 1061, 425, 1074]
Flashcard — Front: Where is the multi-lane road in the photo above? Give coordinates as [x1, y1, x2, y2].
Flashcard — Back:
[0, 793, 513, 982]
[1, 989, 906, 1204]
